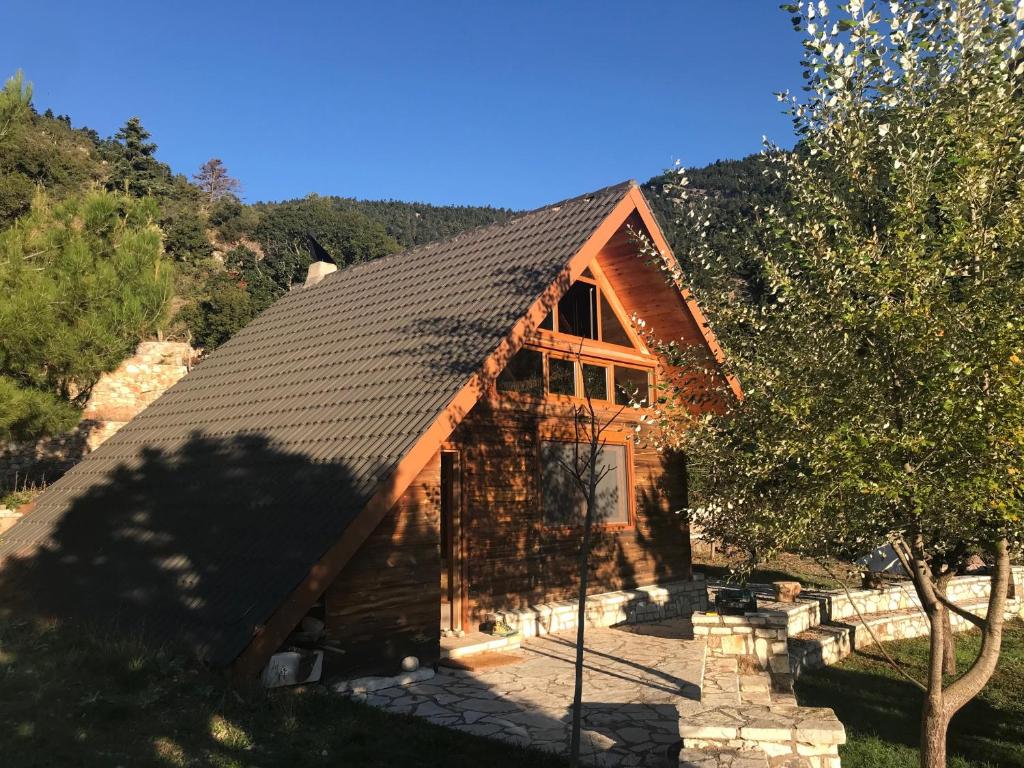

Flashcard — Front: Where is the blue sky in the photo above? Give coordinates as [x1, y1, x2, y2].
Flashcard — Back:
[2, 2, 804, 209]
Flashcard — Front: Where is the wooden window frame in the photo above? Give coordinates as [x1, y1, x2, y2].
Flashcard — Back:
[533, 260, 650, 355]
[536, 427, 637, 532]
[492, 344, 656, 407]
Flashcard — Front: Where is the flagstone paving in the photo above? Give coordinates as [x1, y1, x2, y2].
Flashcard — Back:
[348, 618, 706, 767]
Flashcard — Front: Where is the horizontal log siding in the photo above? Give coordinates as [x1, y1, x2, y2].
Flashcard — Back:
[452, 397, 692, 623]
[323, 452, 442, 677]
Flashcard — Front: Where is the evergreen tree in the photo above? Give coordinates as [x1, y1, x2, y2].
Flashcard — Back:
[107, 116, 170, 196]
[0, 190, 172, 441]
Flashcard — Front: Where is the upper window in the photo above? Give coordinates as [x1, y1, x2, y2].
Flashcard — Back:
[557, 281, 599, 339]
[496, 348, 544, 396]
[540, 440, 630, 526]
[614, 366, 651, 406]
[539, 275, 640, 350]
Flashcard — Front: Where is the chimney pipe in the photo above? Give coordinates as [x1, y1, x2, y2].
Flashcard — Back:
[305, 260, 337, 287]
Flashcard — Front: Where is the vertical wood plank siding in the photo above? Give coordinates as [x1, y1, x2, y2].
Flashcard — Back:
[324, 453, 442, 676]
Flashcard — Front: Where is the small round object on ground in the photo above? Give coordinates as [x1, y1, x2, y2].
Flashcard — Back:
[401, 656, 419, 672]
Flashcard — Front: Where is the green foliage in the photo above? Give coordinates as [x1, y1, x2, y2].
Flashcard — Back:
[225, 245, 280, 313]
[252, 196, 402, 291]
[647, 0, 1024, 570]
[643, 154, 784, 301]
[105, 117, 172, 197]
[0, 72, 105, 227]
[0, 190, 172, 440]
[333, 197, 513, 247]
[161, 206, 213, 263]
[0, 70, 31, 144]
[208, 194, 259, 242]
[179, 274, 254, 350]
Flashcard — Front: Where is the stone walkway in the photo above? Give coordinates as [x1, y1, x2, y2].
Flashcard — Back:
[350, 619, 706, 767]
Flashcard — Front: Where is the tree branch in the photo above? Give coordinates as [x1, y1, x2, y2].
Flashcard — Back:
[814, 556, 927, 691]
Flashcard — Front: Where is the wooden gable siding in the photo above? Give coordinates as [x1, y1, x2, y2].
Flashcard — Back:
[596, 212, 707, 348]
[451, 397, 692, 622]
[323, 452, 441, 677]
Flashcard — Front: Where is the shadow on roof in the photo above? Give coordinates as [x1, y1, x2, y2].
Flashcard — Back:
[0, 431, 385, 666]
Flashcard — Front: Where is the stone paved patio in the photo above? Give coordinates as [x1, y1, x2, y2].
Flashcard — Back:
[351, 618, 707, 767]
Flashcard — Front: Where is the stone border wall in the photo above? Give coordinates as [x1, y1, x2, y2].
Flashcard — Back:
[680, 704, 844, 768]
[691, 612, 793, 692]
[487, 576, 709, 639]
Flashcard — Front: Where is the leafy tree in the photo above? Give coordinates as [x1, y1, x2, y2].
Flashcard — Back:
[106, 117, 171, 197]
[253, 196, 401, 291]
[642, 3, 1024, 766]
[0, 190, 172, 441]
[179, 274, 253, 350]
[208, 195, 260, 243]
[193, 158, 241, 204]
[224, 245, 280, 313]
[0, 72, 105, 226]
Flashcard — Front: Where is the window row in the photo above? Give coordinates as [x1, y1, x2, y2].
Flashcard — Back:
[496, 347, 651, 406]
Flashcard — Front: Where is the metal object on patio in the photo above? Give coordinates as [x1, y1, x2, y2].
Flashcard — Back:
[714, 587, 757, 615]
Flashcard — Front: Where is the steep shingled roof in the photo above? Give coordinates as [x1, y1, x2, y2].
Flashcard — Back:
[0, 181, 634, 665]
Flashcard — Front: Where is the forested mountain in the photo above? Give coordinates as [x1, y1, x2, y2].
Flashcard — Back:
[0, 68, 773, 444]
[642, 155, 785, 298]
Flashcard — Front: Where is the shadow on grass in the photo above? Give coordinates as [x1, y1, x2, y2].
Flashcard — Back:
[795, 623, 1024, 768]
[0, 618, 571, 768]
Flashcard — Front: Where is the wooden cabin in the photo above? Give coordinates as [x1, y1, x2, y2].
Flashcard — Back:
[0, 182, 736, 683]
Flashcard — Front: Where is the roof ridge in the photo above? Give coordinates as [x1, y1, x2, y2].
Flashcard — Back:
[310, 180, 636, 287]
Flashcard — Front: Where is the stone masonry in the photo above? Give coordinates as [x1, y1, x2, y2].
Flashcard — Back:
[0, 341, 197, 489]
[486, 577, 710, 640]
[691, 613, 793, 693]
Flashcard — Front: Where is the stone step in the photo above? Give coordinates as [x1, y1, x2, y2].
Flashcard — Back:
[680, 704, 844, 768]
[789, 599, 991, 674]
[679, 746, 768, 767]
[439, 631, 521, 660]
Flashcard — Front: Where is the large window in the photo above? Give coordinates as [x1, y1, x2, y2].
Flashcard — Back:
[496, 347, 651, 405]
[540, 440, 630, 526]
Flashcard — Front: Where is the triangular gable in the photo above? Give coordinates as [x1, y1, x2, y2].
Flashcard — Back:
[232, 183, 736, 680]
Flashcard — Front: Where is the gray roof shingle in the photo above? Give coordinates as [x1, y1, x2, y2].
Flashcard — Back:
[0, 181, 633, 665]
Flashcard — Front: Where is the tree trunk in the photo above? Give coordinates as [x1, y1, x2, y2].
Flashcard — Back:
[920, 600, 948, 768]
[937, 572, 957, 676]
[568, 442, 600, 767]
[908, 537, 1012, 768]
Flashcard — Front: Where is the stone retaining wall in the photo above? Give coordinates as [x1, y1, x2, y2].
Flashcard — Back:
[776, 567, 1024, 676]
[487, 576, 709, 639]
[692, 612, 793, 692]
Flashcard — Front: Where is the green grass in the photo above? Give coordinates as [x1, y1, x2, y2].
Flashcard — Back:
[795, 620, 1024, 768]
[0, 618, 568, 768]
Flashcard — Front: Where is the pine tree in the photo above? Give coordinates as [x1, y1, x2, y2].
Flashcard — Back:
[0, 189, 172, 441]
[107, 116, 169, 196]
